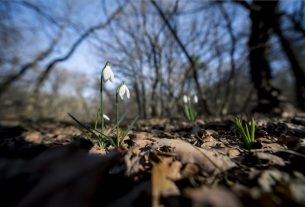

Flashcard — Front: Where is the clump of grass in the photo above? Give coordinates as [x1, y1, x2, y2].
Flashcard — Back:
[234, 117, 256, 149]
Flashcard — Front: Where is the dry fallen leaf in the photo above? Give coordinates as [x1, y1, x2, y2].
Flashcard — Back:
[261, 142, 285, 152]
[152, 138, 236, 173]
[151, 158, 181, 207]
[255, 152, 285, 166]
[181, 163, 200, 177]
[184, 186, 242, 207]
[23, 131, 43, 144]
[257, 169, 305, 205]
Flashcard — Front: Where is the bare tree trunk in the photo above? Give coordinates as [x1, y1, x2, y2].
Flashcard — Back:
[159, 83, 165, 117]
[248, 0, 281, 113]
[148, 34, 161, 117]
[150, 76, 159, 117]
[272, 7, 305, 109]
[140, 78, 147, 119]
[133, 81, 142, 117]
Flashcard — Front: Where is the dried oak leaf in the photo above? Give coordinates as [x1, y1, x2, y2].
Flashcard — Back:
[151, 138, 236, 173]
[124, 140, 156, 176]
[152, 158, 181, 207]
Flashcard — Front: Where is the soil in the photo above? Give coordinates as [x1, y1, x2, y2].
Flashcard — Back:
[1, 115, 305, 207]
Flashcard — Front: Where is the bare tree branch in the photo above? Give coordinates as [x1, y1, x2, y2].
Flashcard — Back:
[150, 0, 211, 115]
[232, 0, 252, 11]
[0, 32, 62, 97]
[282, 12, 305, 38]
[34, 5, 124, 92]
[217, 3, 237, 115]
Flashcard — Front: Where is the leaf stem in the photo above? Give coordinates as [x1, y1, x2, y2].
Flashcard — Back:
[100, 74, 104, 133]
[116, 91, 119, 146]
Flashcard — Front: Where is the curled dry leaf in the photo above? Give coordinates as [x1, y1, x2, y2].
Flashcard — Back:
[255, 152, 285, 166]
[151, 138, 236, 173]
[261, 142, 285, 152]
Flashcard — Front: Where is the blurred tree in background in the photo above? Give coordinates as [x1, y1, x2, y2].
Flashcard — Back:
[0, 0, 304, 121]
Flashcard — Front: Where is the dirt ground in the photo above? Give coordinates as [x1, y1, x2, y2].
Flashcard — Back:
[1, 115, 305, 207]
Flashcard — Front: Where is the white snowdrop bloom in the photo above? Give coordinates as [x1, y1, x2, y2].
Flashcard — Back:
[183, 95, 188, 104]
[102, 62, 114, 82]
[194, 95, 198, 103]
[119, 83, 130, 100]
[103, 114, 110, 121]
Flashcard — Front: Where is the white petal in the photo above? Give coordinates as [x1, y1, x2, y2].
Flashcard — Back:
[126, 90, 130, 99]
[103, 71, 109, 81]
[119, 85, 126, 100]
[194, 95, 198, 103]
[109, 70, 114, 82]
[183, 95, 188, 103]
[119, 92, 124, 100]
[103, 114, 110, 121]
[103, 64, 113, 82]
[125, 85, 130, 99]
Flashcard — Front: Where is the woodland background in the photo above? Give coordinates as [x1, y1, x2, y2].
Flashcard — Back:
[0, 0, 305, 121]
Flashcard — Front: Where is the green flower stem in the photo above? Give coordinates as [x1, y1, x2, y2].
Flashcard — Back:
[251, 118, 255, 142]
[100, 75, 104, 133]
[116, 91, 119, 146]
[188, 99, 192, 121]
[187, 99, 196, 123]
[183, 104, 189, 120]
[95, 108, 100, 130]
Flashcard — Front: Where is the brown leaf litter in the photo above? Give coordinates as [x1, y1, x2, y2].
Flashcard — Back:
[0, 115, 305, 207]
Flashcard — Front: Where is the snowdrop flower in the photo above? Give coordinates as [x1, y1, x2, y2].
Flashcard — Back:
[118, 83, 130, 100]
[183, 95, 188, 104]
[102, 62, 114, 82]
[103, 114, 110, 121]
[194, 95, 198, 103]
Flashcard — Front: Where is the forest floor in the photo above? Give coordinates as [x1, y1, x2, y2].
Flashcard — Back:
[1, 115, 305, 207]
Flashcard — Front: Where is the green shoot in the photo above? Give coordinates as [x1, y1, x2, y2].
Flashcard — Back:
[234, 117, 256, 149]
[182, 95, 198, 123]
[107, 116, 138, 148]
